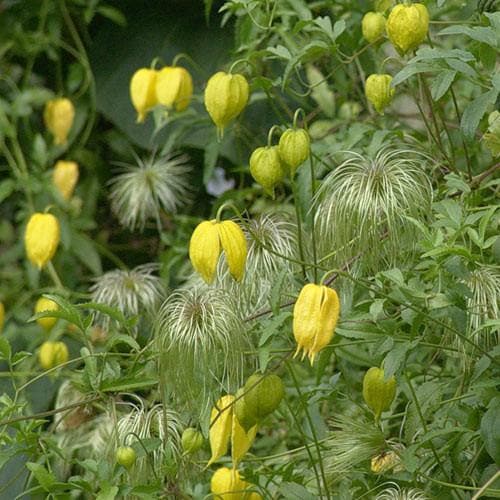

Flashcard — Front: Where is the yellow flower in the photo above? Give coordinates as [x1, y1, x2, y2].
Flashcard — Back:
[52, 160, 79, 200]
[43, 98, 75, 145]
[292, 283, 340, 364]
[365, 74, 395, 114]
[208, 395, 234, 466]
[278, 128, 310, 177]
[25, 212, 61, 269]
[189, 219, 247, 284]
[249, 146, 285, 197]
[130, 68, 158, 123]
[362, 12, 386, 43]
[371, 450, 401, 474]
[204, 72, 249, 137]
[231, 413, 257, 468]
[38, 341, 69, 370]
[34, 297, 59, 331]
[156, 66, 193, 112]
[386, 3, 429, 54]
[210, 467, 245, 499]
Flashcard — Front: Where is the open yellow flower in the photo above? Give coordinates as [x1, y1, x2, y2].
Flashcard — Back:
[189, 219, 247, 284]
[292, 283, 340, 364]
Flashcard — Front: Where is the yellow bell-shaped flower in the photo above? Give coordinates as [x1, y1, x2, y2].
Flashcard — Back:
[210, 467, 247, 499]
[386, 3, 429, 54]
[43, 98, 75, 145]
[52, 160, 79, 200]
[34, 297, 59, 331]
[365, 74, 395, 114]
[278, 128, 310, 177]
[292, 283, 340, 364]
[130, 68, 158, 123]
[25, 212, 61, 269]
[38, 340, 69, 370]
[362, 367, 396, 422]
[189, 219, 247, 284]
[204, 71, 249, 138]
[208, 394, 235, 466]
[156, 66, 193, 112]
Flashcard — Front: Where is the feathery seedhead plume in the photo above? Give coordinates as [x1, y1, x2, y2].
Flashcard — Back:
[376, 484, 429, 500]
[109, 152, 191, 232]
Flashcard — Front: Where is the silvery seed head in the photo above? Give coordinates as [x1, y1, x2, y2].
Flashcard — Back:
[109, 152, 192, 232]
[155, 286, 250, 415]
[376, 484, 429, 500]
[314, 145, 432, 272]
[90, 263, 165, 330]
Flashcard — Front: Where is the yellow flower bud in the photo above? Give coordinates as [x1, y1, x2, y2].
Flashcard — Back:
[130, 68, 158, 123]
[362, 367, 396, 422]
[38, 340, 69, 370]
[34, 297, 59, 331]
[204, 71, 249, 137]
[156, 66, 193, 112]
[386, 3, 429, 54]
[371, 450, 401, 474]
[210, 467, 247, 499]
[278, 128, 310, 177]
[249, 146, 285, 197]
[52, 160, 79, 200]
[362, 12, 386, 43]
[365, 74, 395, 114]
[293, 283, 340, 365]
[208, 395, 234, 466]
[25, 212, 61, 269]
[43, 98, 75, 146]
[189, 219, 247, 284]
[0, 302, 4, 333]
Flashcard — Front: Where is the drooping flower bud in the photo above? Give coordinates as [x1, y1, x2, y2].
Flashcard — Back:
[234, 387, 258, 433]
[204, 72, 249, 137]
[362, 367, 397, 422]
[208, 394, 234, 465]
[362, 12, 386, 43]
[210, 467, 247, 499]
[25, 213, 61, 269]
[130, 68, 158, 123]
[386, 3, 429, 55]
[249, 146, 285, 196]
[365, 74, 395, 114]
[34, 297, 59, 331]
[38, 340, 69, 370]
[181, 427, 204, 454]
[293, 283, 340, 364]
[52, 160, 79, 200]
[278, 128, 310, 177]
[189, 219, 247, 284]
[115, 446, 136, 469]
[43, 98, 75, 146]
[242, 373, 284, 422]
[156, 66, 193, 112]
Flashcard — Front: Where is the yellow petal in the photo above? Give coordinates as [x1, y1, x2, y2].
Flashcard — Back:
[52, 160, 79, 200]
[130, 68, 158, 123]
[43, 98, 75, 145]
[34, 297, 59, 331]
[231, 414, 257, 468]
[208, 394, 235, 466]
[218, 220, 247, 282]
[188, 219, 220, 283]
[25, 213, 61, 269]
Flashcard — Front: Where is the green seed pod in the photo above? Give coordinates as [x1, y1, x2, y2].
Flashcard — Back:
[181, 427, 204, 454]
[362, 12, 386, 43]
[234, 387, 258, 432]
[278, 128, 310, 177]
[365, 74, 395, 114]
[115, 446, 136, 469]
[249, 145, 285, 197]
[386, 3, 429, 55]
[243, 373, 285, 421]
[362, 367, 396, 422]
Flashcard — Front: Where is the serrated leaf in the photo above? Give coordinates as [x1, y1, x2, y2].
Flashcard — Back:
[0, 337, 11, 361]
[383, 340, 419, 379]
[430, 70, 456, 101]
[439, 25, 497, 47]
[461, 89, 498, 140]
[26, 462, 56, 491]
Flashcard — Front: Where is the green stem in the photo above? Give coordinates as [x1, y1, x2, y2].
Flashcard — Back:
[46, 262, 64, 290]
[291, 178, 307, 280]
[309, 153, 318, 283]
[287, 361, 331, 499]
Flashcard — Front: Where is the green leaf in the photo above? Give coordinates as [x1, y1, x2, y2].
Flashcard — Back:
[0, 337, 11, 361]
[203, 139, 219, 186]
[430, 70, 456, 101]
[71, 232, 102, 276]
[96, 482, 119, 500]
[383, 340, 419, 379]
[481, 399, 500, 465]
[392, 63, 437, 86]
[439, 25, 497, 47]
[280, 482, 317, 500]
[100, 377, 158, 393]
[26, 462, 56, 491]
[461, 89, 499, 139]
[97, 6, 126, 26]
[0, 179, 15, 204]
